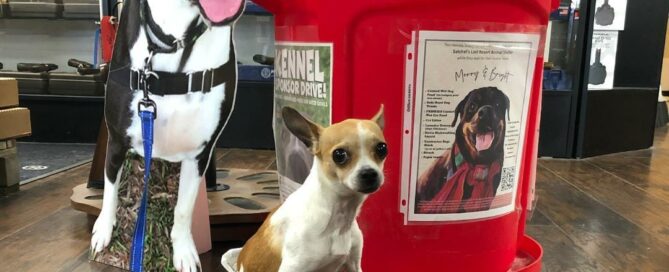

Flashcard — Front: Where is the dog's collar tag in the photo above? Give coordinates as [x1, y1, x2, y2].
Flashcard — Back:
[454, 153, 464, 168]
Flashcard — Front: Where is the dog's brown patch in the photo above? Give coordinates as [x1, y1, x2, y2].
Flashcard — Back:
[360, 120, 387, 164]
[237, 207, 282, 272]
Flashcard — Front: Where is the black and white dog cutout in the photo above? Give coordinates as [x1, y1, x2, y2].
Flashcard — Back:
[91, 0, 244, 271]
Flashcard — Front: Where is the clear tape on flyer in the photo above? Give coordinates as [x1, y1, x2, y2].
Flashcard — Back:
[398, 22, 546, 225]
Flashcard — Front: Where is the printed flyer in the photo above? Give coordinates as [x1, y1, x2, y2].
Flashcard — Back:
[404, 31, 539, 222]
[588, 31, 618, 90]
[594, 0, 627, 31]
[273, 42, 333, 200]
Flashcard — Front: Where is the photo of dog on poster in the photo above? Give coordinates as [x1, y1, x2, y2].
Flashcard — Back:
[415, 87, 509, 214]
[403, 31, 539, 222]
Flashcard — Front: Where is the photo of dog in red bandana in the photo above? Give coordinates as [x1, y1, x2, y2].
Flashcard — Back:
[416, 87, 509, 214]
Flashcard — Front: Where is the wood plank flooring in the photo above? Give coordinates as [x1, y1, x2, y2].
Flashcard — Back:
[527, 126, 669, 272]
[2, 127, 669, 271]
[0, 149, 275, 272]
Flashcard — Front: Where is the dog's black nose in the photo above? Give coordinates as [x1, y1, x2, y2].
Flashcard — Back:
[357, 168, 380, 193]
[478, 106, 492, 119]
[478, 105, 499, 124]
[360, 168, 378, 180]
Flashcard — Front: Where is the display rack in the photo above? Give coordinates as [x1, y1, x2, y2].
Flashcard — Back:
[0, 0, 276, 149]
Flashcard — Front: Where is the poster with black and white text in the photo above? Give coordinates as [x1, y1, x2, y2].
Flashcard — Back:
[594, 0, 627, 31]
[403, 31, 539, 222]
[588, 31, 618, 90]
[273, 42, 333, 201]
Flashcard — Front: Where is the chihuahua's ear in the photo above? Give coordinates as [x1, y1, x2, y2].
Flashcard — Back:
[282, 107, 323, 153]
[372, 104, 385, 130]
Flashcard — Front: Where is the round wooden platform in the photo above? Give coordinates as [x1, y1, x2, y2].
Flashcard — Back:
[70, 168, 280, 225]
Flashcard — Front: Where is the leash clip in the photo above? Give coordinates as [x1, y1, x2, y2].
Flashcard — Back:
[137, 71, 159, 95]
[138, 98, 157, 120]
[139, 51, 159, 99]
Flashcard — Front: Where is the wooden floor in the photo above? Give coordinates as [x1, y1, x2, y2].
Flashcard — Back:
[0, 148, 277, 272]
[529, 126, 669, 271]
[2, 128, 669, 271]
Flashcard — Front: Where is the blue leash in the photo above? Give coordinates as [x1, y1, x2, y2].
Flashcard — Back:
[129, 106, 154, 272]
[130, 54, 157, 272]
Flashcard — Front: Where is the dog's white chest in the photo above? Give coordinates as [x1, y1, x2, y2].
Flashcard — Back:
[274, 184, 360, 270]
[299, 231, 352, 270]
[126, 86, 225, 162]
[330, 230, 353, 255]
[122, 5, 234, 163]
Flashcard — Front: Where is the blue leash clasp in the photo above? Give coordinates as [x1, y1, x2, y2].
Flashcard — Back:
[130, 98, 156, 272]
[137, 98, 157, 121]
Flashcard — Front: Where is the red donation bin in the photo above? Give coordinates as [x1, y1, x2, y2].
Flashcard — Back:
[255, 0, 557, 271]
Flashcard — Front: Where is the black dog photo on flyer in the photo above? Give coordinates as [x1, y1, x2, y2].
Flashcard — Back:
[416, 87, 509, 213]
[404, 31, 540, 222]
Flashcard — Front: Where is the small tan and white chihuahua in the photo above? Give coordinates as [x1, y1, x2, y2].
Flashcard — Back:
[224, 105, 387, 272]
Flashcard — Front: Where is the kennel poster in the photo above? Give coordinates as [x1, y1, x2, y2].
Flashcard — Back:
[404, 31, 539, 222]
[273, 42, 333, 200]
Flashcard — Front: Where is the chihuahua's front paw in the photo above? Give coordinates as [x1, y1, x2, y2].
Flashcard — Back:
[172, 235, 201, 272]
[91, 211, 116, 253]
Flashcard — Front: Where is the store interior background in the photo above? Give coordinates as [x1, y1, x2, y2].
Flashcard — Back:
[540, 0, 669, 158]
[1, 0, 669, 271]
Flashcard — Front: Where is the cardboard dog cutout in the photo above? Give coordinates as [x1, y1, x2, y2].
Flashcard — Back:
[91, 0, 243, 271]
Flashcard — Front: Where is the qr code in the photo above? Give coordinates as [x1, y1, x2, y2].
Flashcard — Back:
[499, 167, 515, 191]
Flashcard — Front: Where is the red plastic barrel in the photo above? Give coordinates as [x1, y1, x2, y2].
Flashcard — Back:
[255, 0, 556, 271]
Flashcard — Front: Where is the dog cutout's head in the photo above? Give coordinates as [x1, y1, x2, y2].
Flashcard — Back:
[282, 106, 387, 195]
[452, 87, 509, 163]
[188, 0, 245, 26]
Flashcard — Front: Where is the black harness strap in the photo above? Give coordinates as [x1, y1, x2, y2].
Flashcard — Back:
[139, 0, 209, 71]
[132, 0, 233, 97]
[130, 59, 234, 96]
[177, 19, 209, 71]
[140, 0, 178, 54]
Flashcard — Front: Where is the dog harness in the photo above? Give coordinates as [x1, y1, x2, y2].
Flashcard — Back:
[419, 145, 501, 214]
[140, 0, 208, 70]
[129, 0, 235, 96]
[130, 62, 234, 95]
